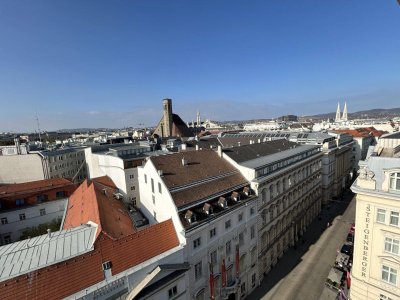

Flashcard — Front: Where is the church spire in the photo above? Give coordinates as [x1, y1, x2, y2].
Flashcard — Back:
[342, 102, 348, 121]
[335, 102, 341, 122]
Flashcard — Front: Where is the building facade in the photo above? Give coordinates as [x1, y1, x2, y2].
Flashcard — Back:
[138, 149, 260, 299]
[221, 140, 323, 279]
[350, 132, 400, 300]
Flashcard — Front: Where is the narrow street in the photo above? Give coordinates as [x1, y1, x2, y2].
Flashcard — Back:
[248, 192, 356, 300]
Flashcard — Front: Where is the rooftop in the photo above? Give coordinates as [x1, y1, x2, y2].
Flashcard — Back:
[0, 224, 97, 282]
[150, 149, 248, 209]
[0, 178, 75, 198]
[63, 176, 136, 239]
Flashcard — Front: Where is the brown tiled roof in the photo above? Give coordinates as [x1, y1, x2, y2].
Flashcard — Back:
[333, 128, 373, 138]
[0, 178, 74, 197]
[0, 219, 179, 300]
[150, 149, 248, 208]
[63, 176, 136, 239]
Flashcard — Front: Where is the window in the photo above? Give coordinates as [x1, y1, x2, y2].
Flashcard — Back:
[19, 213, 26, 221]
[36, 194, 47, 203]
[40, 209, 46, 216]
[144, 174, 147, 184]
[239, 232, 244, 246]
[241, 282, 246, 294]
[102, 261, 112, 270]
[389, 173, 400, 190]
[377, 209, 386, 223]
[158, 182, 162, 194]
[56, 191, 66, 198]
[385, 237, 399, 255]
[130, 186, 135, 191]
[238, 212, 243, 222]
[153, 211, 157, 221]
[382, 265, 397, 285]
[1, 217, 8, 225]
[193, 237, 201, 249]
[151, 178, 154, 193]
[168, 286, 178, 298]
[380, 294, 393, 300]
[251, 273, 256, 287]
[210, 228, 216, 239]
[129, 174, 134, 179]
[225, 219, 231, 229]
[250, 225, 255, 239]
[390, 211, 399, 226]
[195, 261, 202, 279]
[226, 240, 232, 256]
[210, 250, 217, 266]
[250, 207, 255, 216]
[15, 198, 25, 206]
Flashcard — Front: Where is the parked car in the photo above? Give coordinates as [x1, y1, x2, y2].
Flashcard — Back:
[340, 243, 353, 256]
[346, 233, 354, 244]
[349, 224, 355, 234]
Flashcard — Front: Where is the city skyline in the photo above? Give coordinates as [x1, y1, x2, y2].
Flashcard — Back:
[1, 1, 399, 131]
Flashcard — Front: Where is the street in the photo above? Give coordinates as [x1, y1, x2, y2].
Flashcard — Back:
[248, 192, 356, 300]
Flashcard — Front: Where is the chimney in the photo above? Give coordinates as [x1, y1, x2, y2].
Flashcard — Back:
[258, 139, 261, 144]
[182, 157, 187, 166]
[195, 144, 199, 151]
[47, 228, 51, 238]
[181, 143, 187, 151]
[238, 142, 241, 147]
[158, 169, 163, 176]
[217, 145, 222, 157]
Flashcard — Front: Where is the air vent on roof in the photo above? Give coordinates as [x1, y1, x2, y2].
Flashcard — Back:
[158, 169, 164, 176]
[113, 192, 123, 200]
[102, 188, 107, 195]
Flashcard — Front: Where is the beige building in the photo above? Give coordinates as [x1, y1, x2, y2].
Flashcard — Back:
[350, 132, 400, 300]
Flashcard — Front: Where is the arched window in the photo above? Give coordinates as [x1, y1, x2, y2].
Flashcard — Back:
[262, 188, 267, 203]
[390, 173, 400, 190]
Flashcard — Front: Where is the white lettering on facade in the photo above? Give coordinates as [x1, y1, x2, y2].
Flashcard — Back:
[361, 204, 371, 278]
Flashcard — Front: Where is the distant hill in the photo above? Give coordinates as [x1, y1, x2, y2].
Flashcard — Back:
[307, 107, 400, 120]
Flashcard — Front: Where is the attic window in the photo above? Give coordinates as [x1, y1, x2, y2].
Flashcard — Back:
[203, 203, 213, 215]
[218, 197, 227, 208]
[231, 192, 240, 202]
[243, 187, 250, 196]
[185, 210, 196, 223]
[102, 261, 112, 270]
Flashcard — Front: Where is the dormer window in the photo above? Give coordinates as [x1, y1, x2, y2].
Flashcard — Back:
[231, 192, 240, 202]
[203, 203, 213, 215]
[390, 173, 400, 191]
[243, 187, 250, 196]
[185, 210, 196, 224]
[218, 197, 227, 208]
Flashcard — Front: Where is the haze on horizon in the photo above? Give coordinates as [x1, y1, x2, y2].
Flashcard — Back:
[0, 1, 399, 132]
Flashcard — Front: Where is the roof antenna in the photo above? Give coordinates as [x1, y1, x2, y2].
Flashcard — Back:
[35, 110, 42, 145]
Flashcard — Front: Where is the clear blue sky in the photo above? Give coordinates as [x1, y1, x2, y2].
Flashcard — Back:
[0, 0, 399, 132]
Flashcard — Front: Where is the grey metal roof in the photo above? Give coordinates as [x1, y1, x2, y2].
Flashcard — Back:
[226, 131, 335, 144]
[39, 147, 87, 156]
[239, 144, 319, 169]
[0, 223, 97, 282]
[363, 156, 400, 190]
[381, 132, 400, 139]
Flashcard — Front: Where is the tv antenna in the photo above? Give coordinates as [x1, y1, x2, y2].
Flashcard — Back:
[35, 111, 42, 144]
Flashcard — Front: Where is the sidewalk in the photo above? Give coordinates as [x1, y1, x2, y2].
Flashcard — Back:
[248, 192, 356, 300]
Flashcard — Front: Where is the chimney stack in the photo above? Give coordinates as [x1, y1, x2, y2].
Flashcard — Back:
[217, 145, 222, 157]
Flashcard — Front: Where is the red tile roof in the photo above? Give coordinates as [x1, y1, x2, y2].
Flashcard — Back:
[0, 178, 74, 197]
[63, 176, 136, 239]
[0, 219, 179, 300]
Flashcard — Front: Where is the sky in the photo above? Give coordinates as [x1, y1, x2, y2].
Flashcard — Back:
[0, 0, 399, 132]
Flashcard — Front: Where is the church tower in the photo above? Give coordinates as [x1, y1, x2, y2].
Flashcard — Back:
[335, 102, 341, 122]
[162, 98, 173, 137]
[342, 102, 348, 121]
